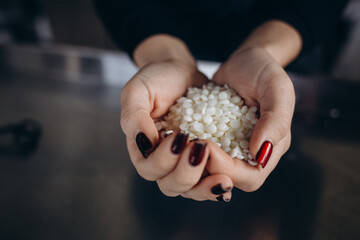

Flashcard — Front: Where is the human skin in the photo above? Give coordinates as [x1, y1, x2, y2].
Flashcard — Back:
[120, 20, 302, 201]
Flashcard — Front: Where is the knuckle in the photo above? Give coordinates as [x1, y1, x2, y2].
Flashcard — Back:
[174, 172, 199, 189]
[274, 114, 291, 141]
[157, 183, 179, 197]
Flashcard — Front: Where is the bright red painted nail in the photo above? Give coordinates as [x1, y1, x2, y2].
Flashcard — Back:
[256, 141, 273, 168]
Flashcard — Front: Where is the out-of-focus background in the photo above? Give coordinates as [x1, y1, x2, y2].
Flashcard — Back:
[0, 0, 359, 240]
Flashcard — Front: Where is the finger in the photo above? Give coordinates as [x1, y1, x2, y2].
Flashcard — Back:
[181, 173, 233, 201]
[248, 68, 295, 168]
[120, 79, 159, 158]
[127, 131, 188, 181]
[157, 140, 209, 197]
[206, 135, 290, 192]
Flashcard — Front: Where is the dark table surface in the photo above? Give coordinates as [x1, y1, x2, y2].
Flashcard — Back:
[0, 65, 359, 240]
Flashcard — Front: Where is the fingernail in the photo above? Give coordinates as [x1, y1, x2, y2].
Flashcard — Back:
[189, 141, 207, 166]
[216, 195, 230, 203]
[136, 132, 153, 158]
[161, 130, 174, 138]
[256, 141, 273, 168]
[171, 132, 188, 154]
[211, 184, 232, 195]
[190, 138, 199, 142]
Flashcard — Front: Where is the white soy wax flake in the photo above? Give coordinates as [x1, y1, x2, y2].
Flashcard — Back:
[220, 117, 230, 123]
[230, 96, 241, 103]
[240, 140, 249, 149]
[241, 105, 248, 113]
[185, 108, 194, 115]
[248, 159, 258, 166]
[230, 120, 241, 129]
[249, 106, 257, 112]
[223, 147, 231, 153]
[183, 102, 192, 108]
[230, 141, 239, 148]
[206, 124, 217, 134]
[225, 131, 235, 140]
[193, 94, 200, 101]
[193, 122, 204, 132]
[197, 102, 207, 111]
[208, 99, 217, 106]
[235, 129, 245, 139]
[200, 95, 208, 101]
[219, 99, 230, 105]
[203, 115, 213, 124]
[206, 106, 216, 115]
[236, 154, 245, 160]
[155, 121, 163, 131]
[218, 91, 228, 99]
[183, 115, 192, 122]
[200, 133, 208, 139]
[193, 113, 202, 121]
[228, 114, 236, 120]
[180, 123, 189, 131]
[161, 121, 168, 127]
[229, 148, 238, 158]
[251, 119, 258, 124]
[215, 131, 224, 138]
[215, 109, 223, 117]
[221, 137, 231, 147]
[202, 89, 209, 95]
[246, 112, 255, 121]
[218, 123, 229, 131]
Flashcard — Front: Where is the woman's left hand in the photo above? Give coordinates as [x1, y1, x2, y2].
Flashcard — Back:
[205, 46, 295, 192]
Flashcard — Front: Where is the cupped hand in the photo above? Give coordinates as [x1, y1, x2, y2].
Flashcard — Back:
[120, 60, 233, 201]
[208, 47, 295, 191]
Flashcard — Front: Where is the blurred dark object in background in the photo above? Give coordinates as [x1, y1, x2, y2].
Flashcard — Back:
[0, 118, 43, 156]
[0, 0, 52, 44]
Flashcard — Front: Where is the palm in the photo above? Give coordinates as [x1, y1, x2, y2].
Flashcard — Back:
[129, 61, 208, 120]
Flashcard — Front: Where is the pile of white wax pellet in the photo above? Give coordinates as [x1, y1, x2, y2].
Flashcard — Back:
[155, 83, 259, 165]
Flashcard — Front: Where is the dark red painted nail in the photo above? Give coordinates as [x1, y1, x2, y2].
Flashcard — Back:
[136, 132, 153, 158]
[216, 195, 225, 202]
[256, 141, 273, 168]
[189, 141, 207, 166]
[216, 195, 230, 202]
[190, 138, 199, 142]
[171, 132, 188, 154]
[211, 184, 231, 195]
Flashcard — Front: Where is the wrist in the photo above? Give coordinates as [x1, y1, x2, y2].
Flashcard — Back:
[234, 20, 302, 67]
[133, 34, 196, 68]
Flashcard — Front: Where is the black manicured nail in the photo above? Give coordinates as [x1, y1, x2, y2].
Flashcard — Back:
[189, 141, 207, 166]
[171, 132, 188, 154]
[217, 195, 231, 202]
[190, 138, 199, 142]
[136, 132, 153, 158]
[216, 195, 225, 202]
[211, 184, 232, 195]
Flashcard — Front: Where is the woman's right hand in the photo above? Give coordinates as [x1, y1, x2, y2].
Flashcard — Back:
[120, 59, 233, 202]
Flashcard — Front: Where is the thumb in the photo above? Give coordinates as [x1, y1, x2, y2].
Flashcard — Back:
[249, 75, 295, 168]
[120, 80, 158, 158]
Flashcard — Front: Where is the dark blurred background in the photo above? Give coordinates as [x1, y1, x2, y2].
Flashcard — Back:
[0, 1, 359, 240]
